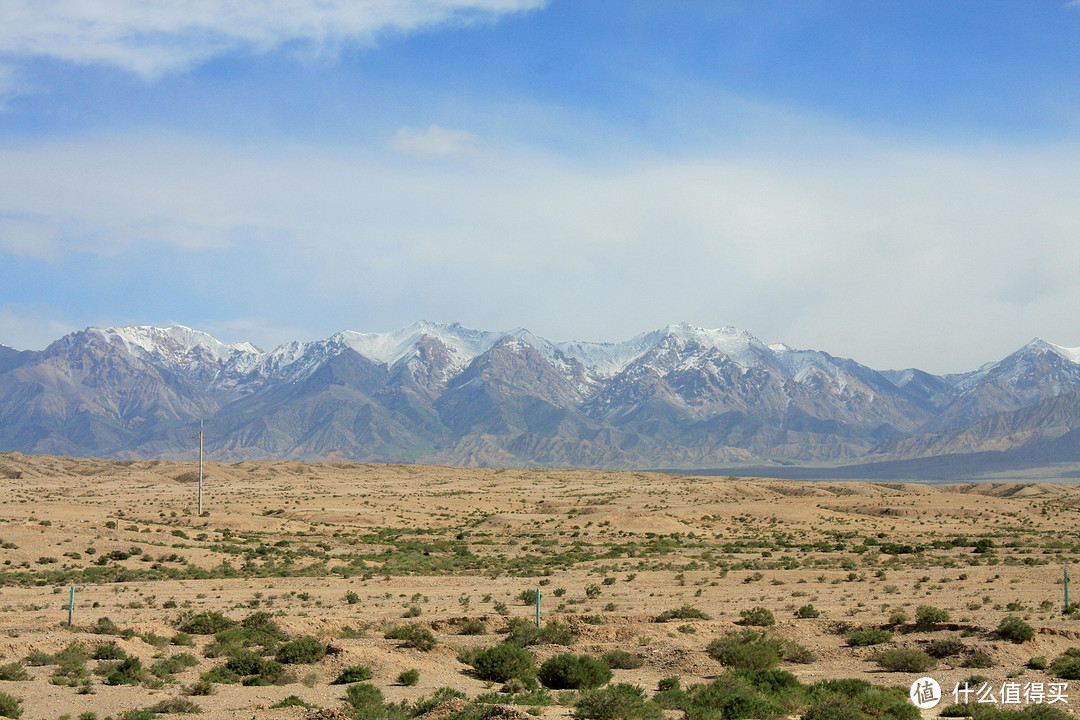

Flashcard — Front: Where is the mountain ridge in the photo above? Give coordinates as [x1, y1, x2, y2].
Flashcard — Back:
[2, 322, 1078, 476]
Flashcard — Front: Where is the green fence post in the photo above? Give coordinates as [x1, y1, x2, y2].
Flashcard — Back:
[536, 588, 541, 627]
[68, 584, 75, 626]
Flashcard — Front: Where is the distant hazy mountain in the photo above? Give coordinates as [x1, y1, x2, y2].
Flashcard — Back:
[1, 323, 1078, 475]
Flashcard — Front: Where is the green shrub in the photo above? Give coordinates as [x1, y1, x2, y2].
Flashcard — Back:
[539, 653, 612, 690]
[940, 704, 975, 718]
[915, 605, 950, 626]
[1049, 648, 1080, 679]
[146, 697, 202, 714]
[1027, 656, 1048, 671]
[655, 605, 711, 622]
[468, 644, 537, 682]
[0, 692, 22, 720]
[383, 624, 436, 651]
[459, 619, 486, 635]
[345, 682, 383, 710]
[687, 673, 790, 720]
[0, 663, 28, 681]
[91, 643, 126, 661]
[575, 683, 661, 720]
[794, 605, 820, 619]
[657, 676, 680, 692]
[331, 664, 373, 684]
[518, 589, 538, 605]
[927, 638, 966, 658]
[601, 650, 643, 669]
[397, 668, 420, 686]
[104, 656, 144, 686]
[275, 636, 326, 664]
[874, 648, 936, 673]
[808, 678, 918, 720]
[997, 616, 1035, 644]
[186, 679, 214, 696]
[847, 628, 892, 647]
[24, 650, 54, 667]
[739, 607, 776, 627]
[963, 651, 995, 669]
[177, 611, 235, 635]
[271, 695, 318, 709]
[707, 630, 784, 670]
[504, 617, 575, 647]
[225, 650, 265, 677]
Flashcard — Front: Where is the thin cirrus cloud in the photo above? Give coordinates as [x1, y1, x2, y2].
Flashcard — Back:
[0, 0, 546, 77]
[390, 125, 479, 157]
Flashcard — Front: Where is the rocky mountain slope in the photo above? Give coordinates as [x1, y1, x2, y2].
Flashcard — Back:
[1, 322, 1078, 474]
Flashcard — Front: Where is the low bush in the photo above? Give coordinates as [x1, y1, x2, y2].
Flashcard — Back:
[384, 624, 436, 651]
[504, 618, 575, 647]
[104, 656, 144, 686]
[1027, 656, 1048, 671]
[459, 619, 487, 635]
[575, 683, 661, 720]
[397, 668, 420, 686]
[275, 636, 326, 664]
[539, 653, 612, 690]
[874, 648, 936, 673]
[738, 607, 776, 627]
[655, 605, 711, 622]
[467, 644, 536, 682]
[998, 616, 1035, 644]
[601, 650, 643, 669]
[0, 691, 22, 720]
[963, 651, 996, 669]
[0, 663, 28, 681]
[927, 638, 966, 658]
[331, 664, 373, 684]
[1049, 648, 1080, 680]
[915, 605, 950, 626]
[344, 682, 383, 711]
[794, 605, 820, 619]
[146, 697, 202, 714]
[847, 628, 892, 647]
[271, 695, 319, 709]
[91, 644, 127, 661]
[707, 630, 784, 670]
[176, 611, 235, 635]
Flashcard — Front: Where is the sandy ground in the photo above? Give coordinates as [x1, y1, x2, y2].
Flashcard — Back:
[2, 453, 1080, 719]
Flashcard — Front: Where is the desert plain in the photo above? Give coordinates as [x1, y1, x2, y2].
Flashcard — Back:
[1, 453, 1080, 719]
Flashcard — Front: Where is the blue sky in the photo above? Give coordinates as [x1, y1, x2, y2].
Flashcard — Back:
[1, 1, 1078, 373]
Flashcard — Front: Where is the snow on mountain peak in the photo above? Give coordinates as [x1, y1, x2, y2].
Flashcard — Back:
[1028, 338, 1080, 365]
[100, 325, 260, 363]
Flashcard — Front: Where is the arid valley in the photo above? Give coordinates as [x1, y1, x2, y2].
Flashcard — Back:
[2, 454, 1080, 720]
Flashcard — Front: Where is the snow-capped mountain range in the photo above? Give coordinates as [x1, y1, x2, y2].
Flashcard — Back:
[1, 322, 1078, 476]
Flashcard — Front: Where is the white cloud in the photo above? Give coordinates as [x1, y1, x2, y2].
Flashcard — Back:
[0, 0, 546, 77]
[390, 124, 478, 157]
[0, 130, 1078, 373]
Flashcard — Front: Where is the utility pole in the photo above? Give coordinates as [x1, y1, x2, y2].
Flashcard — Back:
[198, 420, 204, 516]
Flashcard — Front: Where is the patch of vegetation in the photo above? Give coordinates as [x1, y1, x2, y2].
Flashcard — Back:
[539, 653, 612, 690]
[997, 616, 1035, 644]
[926, 638, 966, 659]
[0, 692, 22, 720]
[706, 629, 814, 669]
[145, 697, 202, 714]
[794, 604, 820, 619]
[575, 683, 662, 720]
[274, 636, 326, 664]
[465, 643, 537, 682]
[504, 617, 575, 647]
[601, 650, 643, 669]
[271, 695, 319, 709]
[397, 668, 419, 686]
[914, 605, 950, 626]
[175, 611, 235, 635]
[0, 663, 28, 681]
[874, 648, 936, 673]
[738, 607, 776, 627]
[331, 664, 373, 684]
[383, 624, 436, 651]
[655, 605, 711, 622]
[847, 628, 893, 647]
